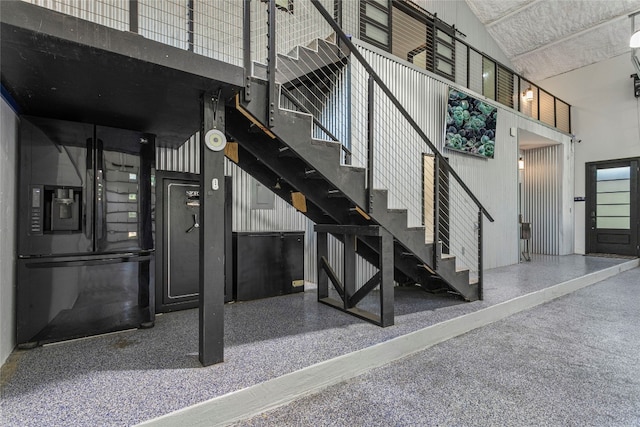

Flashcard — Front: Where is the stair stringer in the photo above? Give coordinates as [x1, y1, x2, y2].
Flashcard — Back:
[225, 105, 416, 286]
[238, 79, 479, 301]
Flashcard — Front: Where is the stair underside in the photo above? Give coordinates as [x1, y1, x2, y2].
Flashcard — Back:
[229, 53, 478, 301]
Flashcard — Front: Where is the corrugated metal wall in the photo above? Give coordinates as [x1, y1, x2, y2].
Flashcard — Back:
[521, 145, 562, 255]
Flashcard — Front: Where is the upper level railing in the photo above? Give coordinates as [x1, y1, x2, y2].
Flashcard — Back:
[21, 0, 570, 134]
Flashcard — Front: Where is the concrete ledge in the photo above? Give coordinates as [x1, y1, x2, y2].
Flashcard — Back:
[138, 258, 639, 427]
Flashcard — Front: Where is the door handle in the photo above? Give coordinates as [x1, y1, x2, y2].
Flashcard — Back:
[186, 214, 200, 233]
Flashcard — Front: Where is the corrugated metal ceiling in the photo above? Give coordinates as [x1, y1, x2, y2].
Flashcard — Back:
[464, 0, 640, 81]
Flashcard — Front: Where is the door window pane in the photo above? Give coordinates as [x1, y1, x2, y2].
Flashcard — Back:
[596, 166, 631, 230]
[597, 217, 630, 229]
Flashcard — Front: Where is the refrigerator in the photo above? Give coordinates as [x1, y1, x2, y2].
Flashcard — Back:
[16, 116, 155, 346]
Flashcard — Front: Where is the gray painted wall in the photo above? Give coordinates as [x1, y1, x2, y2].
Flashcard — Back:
[1, 98, 19, 366]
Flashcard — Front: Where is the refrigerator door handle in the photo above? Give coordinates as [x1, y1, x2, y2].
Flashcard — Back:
[25, 254, 152, 269]
[85, 137, 94, 243]
[95, 139, 105, 246]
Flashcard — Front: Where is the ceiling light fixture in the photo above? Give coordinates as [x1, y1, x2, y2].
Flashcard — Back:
[522, 86, 534, 102]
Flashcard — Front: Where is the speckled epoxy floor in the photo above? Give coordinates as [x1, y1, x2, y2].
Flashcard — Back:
[0, 255, 633, 426]
[236, 266, 640, 427]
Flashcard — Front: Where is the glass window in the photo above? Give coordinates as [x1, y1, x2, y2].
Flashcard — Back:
[482, 57, 496, 100]
[365, 3, 388, 25]
[360, 0, 390, 50]
[365, 22, 389, 45]
[596, 166, 631, 230]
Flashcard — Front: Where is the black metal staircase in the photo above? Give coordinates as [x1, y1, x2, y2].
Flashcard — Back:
[224, 0, 494, 326]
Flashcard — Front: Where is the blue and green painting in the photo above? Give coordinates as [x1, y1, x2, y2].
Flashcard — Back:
[445, 89, 497, 159]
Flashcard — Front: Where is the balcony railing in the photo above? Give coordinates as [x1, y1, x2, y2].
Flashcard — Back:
[21, 0, 570, 133]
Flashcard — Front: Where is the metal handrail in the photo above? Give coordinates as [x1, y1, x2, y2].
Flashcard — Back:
[310, 0, 494, 223]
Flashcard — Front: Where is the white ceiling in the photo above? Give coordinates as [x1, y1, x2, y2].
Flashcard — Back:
[518, 128, 560, 150]
[464, 0, 640, 82]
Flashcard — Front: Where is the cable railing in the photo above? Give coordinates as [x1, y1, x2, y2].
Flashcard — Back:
[22, 0, 570, 134]
[251, 0, 494, 292]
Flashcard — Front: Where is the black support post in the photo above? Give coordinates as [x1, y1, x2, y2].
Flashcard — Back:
[267, 0, 277, 128]
[433, 156, 440, 269]
[317, 231, 329, 300]
[343, 233, 356, 309]
[198, 93, 226, 366]
[379, 229, 394, 327]
[243, 0, 252, 102]
[367, 76, 374, 212]
[187, 0, 194, 52]
[477, 209, 483, 300]
[129, 0, 138, 33]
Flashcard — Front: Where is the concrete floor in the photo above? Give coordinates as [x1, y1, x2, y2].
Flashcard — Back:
[236, 267, 640, 426]
[0, 255, 637, 426]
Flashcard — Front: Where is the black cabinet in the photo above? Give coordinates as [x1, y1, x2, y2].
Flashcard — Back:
[233, 231, 305, 301]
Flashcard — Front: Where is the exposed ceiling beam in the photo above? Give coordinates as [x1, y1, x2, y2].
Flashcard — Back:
[485, 0, 544, 28]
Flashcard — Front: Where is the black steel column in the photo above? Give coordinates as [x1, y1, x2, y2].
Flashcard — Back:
[379, 229, 394, 327]
[344, 233, 356, 309]
[267, 0, 277, 128]
[129, 0, 138, 33]
[199, 93, 226, 366]
[188, 0, 194, 52]
[477, 210, 483, 300]
[433, 156, 440, 269]
[243, 0, 252, 102]
[317, 231, 329, 300]
[367, 76, 374, 212]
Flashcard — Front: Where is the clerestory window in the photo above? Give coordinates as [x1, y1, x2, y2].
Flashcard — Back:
[359, 0, 456, 81]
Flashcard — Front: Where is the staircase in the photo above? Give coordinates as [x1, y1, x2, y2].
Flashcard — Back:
[224, 0, 491, 326]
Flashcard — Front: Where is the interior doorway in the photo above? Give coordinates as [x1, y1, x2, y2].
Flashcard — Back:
[586, 158, 639, 256]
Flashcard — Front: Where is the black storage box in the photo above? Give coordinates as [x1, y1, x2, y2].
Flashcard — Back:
[233, 231, 305, 301]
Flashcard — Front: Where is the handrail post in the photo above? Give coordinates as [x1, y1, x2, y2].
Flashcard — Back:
[433, 156, 440, 269]
[267, 0, 276, 128]
[477, 209, 483, 300]
[187, 0, 194, 52]
[367, 75, 374, 212]
[243, 0, 252, 102]
[129, 0, 138, 33]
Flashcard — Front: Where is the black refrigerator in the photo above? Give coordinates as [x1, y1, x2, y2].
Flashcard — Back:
[16, 116, 155, 346]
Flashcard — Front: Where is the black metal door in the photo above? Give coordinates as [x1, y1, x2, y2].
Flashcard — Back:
[155, 172, 232, 312]
[586, 158, 639, 256]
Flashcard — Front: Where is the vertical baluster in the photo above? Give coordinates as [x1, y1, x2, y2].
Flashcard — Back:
[267, 0, 276, 127]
